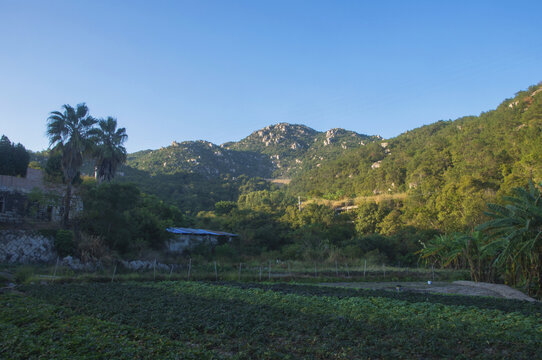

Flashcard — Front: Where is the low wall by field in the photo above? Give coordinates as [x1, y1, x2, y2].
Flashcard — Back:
[0, 230, 56, 264]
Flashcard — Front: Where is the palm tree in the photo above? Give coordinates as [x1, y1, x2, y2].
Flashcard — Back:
[477, 181, 542, 295]
[418, 231, 494, 282]
[93, 117, 128, 183]
[47, 103, 97, 226]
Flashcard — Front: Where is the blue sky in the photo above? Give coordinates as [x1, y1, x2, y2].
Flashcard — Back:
[1, 0, 541, 153]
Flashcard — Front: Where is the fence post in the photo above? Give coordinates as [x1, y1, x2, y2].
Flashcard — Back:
[383, 263, 386, 279]
[345, 263, 350, 278]
[111, 263, 117, 283]
[214, 261, 218, 281]
[238, 263, 242, 281]
[268, 261, 271, 280]
[431, 264, 435, 281]
[363, 259, 367, 279]
[288, 262, 291, 277]
[53, 256, 59, 279]
[187, 258, 192, 281]
[259, 265, 262, 281]
[335, 260, 339, 277]
[168, 265, 173, 280]
[153, 258, 156, 281]
[314, 263, 317, 278]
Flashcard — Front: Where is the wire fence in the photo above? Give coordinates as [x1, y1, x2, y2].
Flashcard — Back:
[23, 258, 469, 284]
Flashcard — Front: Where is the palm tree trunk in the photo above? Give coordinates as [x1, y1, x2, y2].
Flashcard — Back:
[536, 251, 542, 297]
[63, 182, 72, 228]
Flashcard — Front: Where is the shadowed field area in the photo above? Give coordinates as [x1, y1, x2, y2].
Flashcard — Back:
[2, 281, 541, 359]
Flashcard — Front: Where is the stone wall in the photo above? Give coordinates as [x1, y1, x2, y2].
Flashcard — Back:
[0, 230, 56, 264]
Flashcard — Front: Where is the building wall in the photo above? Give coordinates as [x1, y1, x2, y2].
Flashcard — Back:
[0, 191, 26, 223]
[167, 234, 221, 253]
[0, 168, 81, 224]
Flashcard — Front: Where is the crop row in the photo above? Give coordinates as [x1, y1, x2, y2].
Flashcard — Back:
[18, 281, 542, 359]
[219, 282, 542, 317]
[0, 292, 217, 359]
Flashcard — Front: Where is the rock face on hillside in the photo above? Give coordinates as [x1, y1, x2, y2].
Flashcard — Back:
[223, 123, 379, 177]
[226, 123, 319, 152]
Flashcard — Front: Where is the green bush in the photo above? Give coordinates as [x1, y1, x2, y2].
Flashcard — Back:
[37, 229, 58, 239]
[55, 230, 74, 257]
[214, 244, 237, 261]
[14, 266, 33, 284]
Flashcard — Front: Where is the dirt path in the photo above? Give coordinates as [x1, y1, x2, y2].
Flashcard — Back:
[320, 281, 538, 302]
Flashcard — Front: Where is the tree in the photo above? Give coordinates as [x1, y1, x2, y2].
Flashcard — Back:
[0, 135, 30, 177]
[80, 182, 185, 253]
[477, 181, 542, 296]
[93, 117, 128, 183]
[47, 103, 97, 226]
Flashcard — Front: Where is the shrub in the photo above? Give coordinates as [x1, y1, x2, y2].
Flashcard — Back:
[37, 228, 58, 239]
[77, 233, 110, 262]
[55, 229, 74, 257]
[14, 266, 33, 284]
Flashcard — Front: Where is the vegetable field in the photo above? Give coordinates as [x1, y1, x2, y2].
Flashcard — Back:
[2, 281, 541, 359]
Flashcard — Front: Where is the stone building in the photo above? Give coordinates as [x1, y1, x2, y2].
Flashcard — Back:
[0, 168, 80, 224]
[166, 227, 238, 252]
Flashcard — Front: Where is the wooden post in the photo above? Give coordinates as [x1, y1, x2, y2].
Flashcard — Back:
[187, 258, 192, 281]
[314, 263, 317, 278]
[335, 260, 339, 277]
[214, 261, 218, 281]
[111, 263, 117, 283]
[268, 261, 271, 280]
[168, 265, 173, 280]
[363, 259, 367, 279]
[153, 258, 156, 281]
[52, 256, 59, 279]
[345, 263, 350, 278]
[431, 264, 435, 281]
[288, 262, 291, 277]
[383, 263, 386, 279]
[259, 265, 262, 281]
[238, 263, 242, 281]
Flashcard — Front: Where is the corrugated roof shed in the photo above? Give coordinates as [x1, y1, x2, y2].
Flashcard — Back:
[166, 227, 238, 237]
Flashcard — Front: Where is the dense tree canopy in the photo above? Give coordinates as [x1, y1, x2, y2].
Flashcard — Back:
[0, 135, 30, 177]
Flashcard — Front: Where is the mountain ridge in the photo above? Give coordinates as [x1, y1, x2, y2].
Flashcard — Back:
[126, 123, 380, 178]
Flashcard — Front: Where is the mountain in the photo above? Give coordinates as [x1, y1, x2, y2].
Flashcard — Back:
[118, 81, 542, 224]
[289, 82, 542, 230]
[223, 123, 380, 177]
[125, 123, 380, 179]
[126, 140, 273, 178]
[118, 123, 378, 213]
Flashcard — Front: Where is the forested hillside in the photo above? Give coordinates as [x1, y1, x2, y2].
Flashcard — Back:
[109, 82, 542, 226]
[290, 82, 542, 231]
[126, 140, 273, 178]
[119, 123, 380, 212]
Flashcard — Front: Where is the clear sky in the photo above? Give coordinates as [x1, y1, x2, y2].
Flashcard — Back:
[1, 0, 541, 153]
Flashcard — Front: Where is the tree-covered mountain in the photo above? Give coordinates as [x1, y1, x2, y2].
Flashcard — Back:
[223, 123, 380, 177]
[126, 140, 273, 178]
[289, 82, 542, 231]
[118, 124, 380, 213]
[126, 124, 379, 179]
